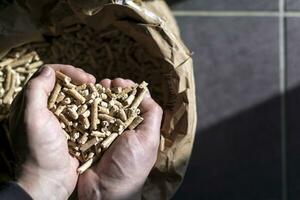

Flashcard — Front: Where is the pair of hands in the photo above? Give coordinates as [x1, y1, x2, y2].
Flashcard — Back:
[9, 65, 163, 200]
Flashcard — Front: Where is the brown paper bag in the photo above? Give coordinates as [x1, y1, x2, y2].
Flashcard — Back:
[0, 0, 197, 199]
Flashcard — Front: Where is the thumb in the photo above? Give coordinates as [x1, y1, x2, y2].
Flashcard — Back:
[136, 97, 163, 145]
[24, 66, 55, 113]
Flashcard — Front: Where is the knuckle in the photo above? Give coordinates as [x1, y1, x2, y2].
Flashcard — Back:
[26, 79, 38, 92]
[125, 79, 134, 83]
[101, 78, 111, 83]
[137, 131, 159, 152]
[76, 67, 85, 72]
[24, 79, 39, 101]
[152, 102, 163, 115]
[112, 78, 124, 85]
[113, 78, 124, 82]
[146, 139, 159, 154]
[123, 131, 136, 142]
[62, 64, 74, 69]
[46, 64, 74, 70]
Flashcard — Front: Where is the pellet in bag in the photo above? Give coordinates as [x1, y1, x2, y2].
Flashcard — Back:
[0, 1, 197, 199]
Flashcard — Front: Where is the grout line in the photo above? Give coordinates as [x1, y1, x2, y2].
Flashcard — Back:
[172, 10, 300, 17]
[284, 11, 300, 17]
[279, 0, 287, 200]
[172, 10, 278, 17]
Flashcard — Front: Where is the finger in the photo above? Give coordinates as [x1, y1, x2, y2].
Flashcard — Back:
[24, 66, 56, 113]
[12, 65, 94, 112]
[111, 78, 135, 88]
[114, 79, 150, 114]
[112, 78, 154, 116]
[76, 67, 96, 82]
[100, 79, 111, 88]
[136, 90, 151, 114]
[136, 97, 163, 144]
[76, 67, 85, 73]
[80, 67, 96, 83]
[78, 170, 101, 199]
[23, 67, 70, 154]
[44, 64, 96, 84]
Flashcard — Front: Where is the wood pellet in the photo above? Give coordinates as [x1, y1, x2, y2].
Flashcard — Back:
[48, 71, 146, 174]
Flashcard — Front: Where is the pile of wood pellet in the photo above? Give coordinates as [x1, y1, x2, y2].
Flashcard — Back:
[0, 24, 175, 122]
[49, 71, 147, 173]
[0, 49, 43, 120]
[35, 25, 175, 110]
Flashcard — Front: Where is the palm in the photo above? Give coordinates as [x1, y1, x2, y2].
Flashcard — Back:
[9, 64, 95, 199]
[78, 78, 162, 200]
[95, 129, 152, 185]
[34, 110, 78, 172]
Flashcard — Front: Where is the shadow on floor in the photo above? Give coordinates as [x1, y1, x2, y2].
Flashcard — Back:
[173, 85, 300, 199]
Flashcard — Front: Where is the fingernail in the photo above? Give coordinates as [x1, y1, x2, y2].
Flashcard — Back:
[39, 66, 52, 77]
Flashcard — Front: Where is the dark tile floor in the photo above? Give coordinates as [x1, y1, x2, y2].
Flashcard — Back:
[176, 17, 280, 130]
[172, 16, 282, 200]
[286, 0, 300, 10]
[166, 0, 300, 200]
[286, 18, 300, 200]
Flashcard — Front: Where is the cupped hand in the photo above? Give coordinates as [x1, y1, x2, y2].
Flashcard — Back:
[78, 78, 163, 200]
[9, 64, 95, 200]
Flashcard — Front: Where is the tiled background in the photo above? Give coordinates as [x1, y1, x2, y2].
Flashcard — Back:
[166, 0, 300, 200]
[0, 0, 299, 199]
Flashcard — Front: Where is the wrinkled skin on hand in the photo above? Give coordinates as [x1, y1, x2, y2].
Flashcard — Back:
[9, 65, 162, 200]
[78, 78, 163, 200]
[10, 64, 96, 199]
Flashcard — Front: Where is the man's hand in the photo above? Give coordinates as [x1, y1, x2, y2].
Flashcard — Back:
[78, 78, 163, 200]
[9, 64, 95, 199]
